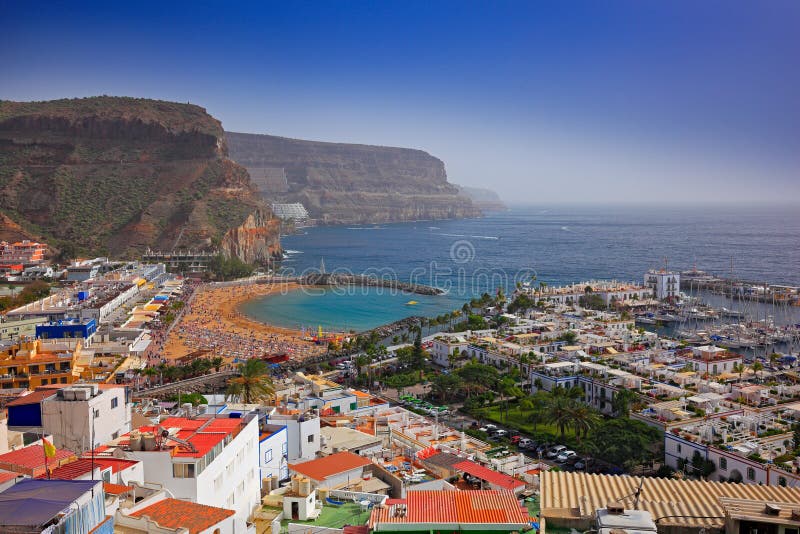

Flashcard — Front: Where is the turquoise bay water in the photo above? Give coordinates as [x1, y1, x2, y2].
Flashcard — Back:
[239, 286, 465, 332]
[241, 205, 800, 332]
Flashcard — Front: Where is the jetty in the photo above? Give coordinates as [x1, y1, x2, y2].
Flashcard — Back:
[680, 273, 800, 306]
[299, 273, 443, 295]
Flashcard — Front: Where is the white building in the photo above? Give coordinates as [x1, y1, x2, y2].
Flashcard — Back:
[266, 410, 320, 461]
[42, 384, 131, 454]
[288, 450, 373, 489]
[123, 415, 261, 529]
[675, 345, 743, 376]
[259, 424, 289, 483]
[430, 336, 469, 367]
[644, 269, 681, 300]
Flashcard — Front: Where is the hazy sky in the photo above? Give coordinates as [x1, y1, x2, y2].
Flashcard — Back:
[1, 1, 798, 204]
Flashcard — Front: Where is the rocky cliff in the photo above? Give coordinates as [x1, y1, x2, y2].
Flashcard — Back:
[225, 131, 481, 224]
[0, 97, 281, 263]
[456, 185, 507, 211]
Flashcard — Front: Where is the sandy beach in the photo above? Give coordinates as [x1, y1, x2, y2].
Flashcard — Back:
[161, 281, 327, 363]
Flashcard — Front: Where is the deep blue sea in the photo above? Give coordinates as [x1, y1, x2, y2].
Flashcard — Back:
[242, 205, 800, 331]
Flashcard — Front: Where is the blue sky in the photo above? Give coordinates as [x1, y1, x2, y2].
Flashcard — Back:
[1, 1, 798, 203]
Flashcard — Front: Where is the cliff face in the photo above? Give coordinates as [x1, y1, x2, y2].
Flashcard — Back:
[0, 97, 280, 263]
[221, 208, 281, 264]
[456, 185, 507, 211]
[225, 131, 481, 224]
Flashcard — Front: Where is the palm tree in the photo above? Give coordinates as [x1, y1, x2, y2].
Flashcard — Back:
[545, 395, 575, 440]
[226, 358, 275, 404]
[520, 392, 547, 430]
[751, 361, 764, 383]
[732, 362, 745, 382]
[568, 403, 601, 442]
[210, 356, 225, 373]
[142, 367, 158, 386]
[611, 388, 637, 417]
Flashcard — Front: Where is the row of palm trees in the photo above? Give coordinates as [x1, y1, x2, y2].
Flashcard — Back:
[134, 356, 226, 386]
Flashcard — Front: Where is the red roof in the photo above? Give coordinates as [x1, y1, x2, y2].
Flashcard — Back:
[369, 490, 531, 527]
[82, 455, 139, 474]
[0, 470, 20, 484]
[36, 458, 95, 480]
[129, 498, 235, 533]
[103, 482, 133, 495]
[5, 389, 58, 407]
[130, 416, 244, 458]
[289, 451, 371, 482]
[0, 445, 75, 473]
[452, 460, 525, 490]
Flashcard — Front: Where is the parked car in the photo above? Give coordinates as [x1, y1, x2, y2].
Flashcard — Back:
[490, 429, 508, 440]
[546, 445, 567, 459]
[556, 450, 576, 463]
[510, 435, 522, 444]
[518, 438, 533, 449]
[535, 443, 551, 456]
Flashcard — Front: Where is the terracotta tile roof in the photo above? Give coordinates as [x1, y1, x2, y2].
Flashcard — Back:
[0, 445, 75, 474]
[129, 497, 235, 533]
[5, 389, 58, 407]
[289, 451, 371, 482]
[540, 471, 800, 530]
[81, 455, 139, 474]
[102, 482, 133, 495]
[369, 490, 531, 528]
[131, 416, 244, 458]
[36, 458, 95, 480]
[452, 460, 525, 490]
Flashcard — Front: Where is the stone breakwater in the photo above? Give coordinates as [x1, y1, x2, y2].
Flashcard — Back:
[299, 273, 444, 296]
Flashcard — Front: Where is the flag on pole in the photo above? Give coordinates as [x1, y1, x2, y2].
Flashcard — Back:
[42, 437, 56, 458]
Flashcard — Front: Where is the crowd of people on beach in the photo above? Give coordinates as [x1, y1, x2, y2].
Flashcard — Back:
[144, 278, 201, 365]
[160, 282, 326, 363]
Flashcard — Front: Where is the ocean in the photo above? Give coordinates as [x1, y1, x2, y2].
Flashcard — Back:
[241, 205, 800, 332]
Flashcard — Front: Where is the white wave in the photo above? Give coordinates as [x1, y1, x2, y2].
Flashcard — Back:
[428, 226, 440, 230]
[283, 249, 303, 254]
[434, 233, 467, 238]
[470, 235, 499, 240]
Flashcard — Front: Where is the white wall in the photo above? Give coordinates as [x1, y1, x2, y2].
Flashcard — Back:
[42, 387, 131, 454]
[269, 416, 320, 461]
[260, 426, 289, 483]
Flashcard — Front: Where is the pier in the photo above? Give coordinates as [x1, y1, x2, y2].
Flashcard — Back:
[299, 273, 444, 295]
[680, 274, 800, 305]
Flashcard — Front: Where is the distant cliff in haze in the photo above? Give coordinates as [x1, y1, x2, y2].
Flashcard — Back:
[225, 131, 481, 224]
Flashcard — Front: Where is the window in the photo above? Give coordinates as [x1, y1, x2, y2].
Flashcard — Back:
[111, 397, 118, 409]
[747, 467, 756, 481]
[719, 457, 727, 470]
[677, 444, 682, 453]
[282, 442, 288, 456]
[173, 463, 196, 478]
[779, 476, 787, 487]
[94, 409, 100, 419]
[307, 435, 314, 443]
[112, 431, 119, 440]
[264, 449, 273, 464]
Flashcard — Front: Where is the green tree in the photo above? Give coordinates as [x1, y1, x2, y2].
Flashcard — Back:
[560, 330, 578, 344]
[568, 403, 601, 442]
[611, 389, 637, 417]
[226, 358, 275, 404]
[545, 395, 576, 440]
[752, 361, 764, 383]
[430, 373, 463, 402]
[732, 362, 746, 382]
[586, 418, 662, 469]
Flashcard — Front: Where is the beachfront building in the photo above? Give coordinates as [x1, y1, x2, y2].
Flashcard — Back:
[528, 280, 651, 306]
[120, 415, 261, 528]
[36, 318, 98, 341]
[645, 269, 681, 300]
[271, 202, 310, 222]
